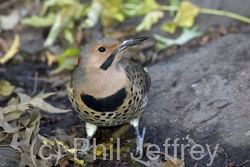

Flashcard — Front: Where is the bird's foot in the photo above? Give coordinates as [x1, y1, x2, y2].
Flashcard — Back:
[78, 139, 93, 156]
[136, 127, 146, 156]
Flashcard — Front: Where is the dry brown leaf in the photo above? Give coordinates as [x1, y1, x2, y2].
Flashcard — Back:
[0, 34, 20, 64]
[0, 9, 21, 30]
[0, 37, 9, 52]
[165, 154, 185, 167]
[1, 92, 71, 115]
[45, 50, 59, 66]
[104, 27, 137, 39]
[0, 90, 72, 167]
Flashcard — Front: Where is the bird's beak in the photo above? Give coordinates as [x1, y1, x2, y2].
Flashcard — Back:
[116, 37, 148, 52]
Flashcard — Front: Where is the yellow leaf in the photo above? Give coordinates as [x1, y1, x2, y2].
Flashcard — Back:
[0, 80, 15, 96]
[136, 0, 160, 15]
[174, 1, 199, 27]
[90, 142, 112, 156]
[73, 158, 84, 165]
[65, 148, 76, 154]
[136, 11, 164, 32]
[161, 22, 177, 34]
[101, 0, 125, 27]
[68, 157, 84, 165]
[42, 139, 55, 146]
[0, 34, 20, 64]
[161, 1, 200, 34]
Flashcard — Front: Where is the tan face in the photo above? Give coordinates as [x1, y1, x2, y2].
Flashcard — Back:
[77, 37, 148, 71]
[77, 38, 121, 71]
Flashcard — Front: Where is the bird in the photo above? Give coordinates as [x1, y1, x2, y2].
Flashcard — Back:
[67, 37, 150, 155]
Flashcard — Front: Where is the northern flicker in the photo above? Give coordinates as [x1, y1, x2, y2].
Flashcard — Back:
[68, 37, 150, 155]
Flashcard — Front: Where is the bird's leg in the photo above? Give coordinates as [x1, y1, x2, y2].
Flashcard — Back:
[130, 117, 146, 155]
[80, 122, 97, 154]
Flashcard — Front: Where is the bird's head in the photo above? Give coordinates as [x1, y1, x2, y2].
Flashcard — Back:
[76, 37, 148, 71]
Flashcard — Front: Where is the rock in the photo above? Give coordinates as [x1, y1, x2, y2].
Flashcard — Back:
[143, 33, 250, 166]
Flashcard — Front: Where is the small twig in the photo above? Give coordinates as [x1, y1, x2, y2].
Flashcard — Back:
[199, 8, 250, 24]
[117, 153, 128, 166]
[31, 71, 38, 96]
[28, 76, 49, 82]
[160, 5, 250, 24]
[237, 160, 250, 167]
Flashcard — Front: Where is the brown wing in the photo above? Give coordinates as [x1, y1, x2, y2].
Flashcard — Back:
[120, 57, 150, 93]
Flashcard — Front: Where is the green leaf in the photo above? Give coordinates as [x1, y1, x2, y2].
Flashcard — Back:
[169, 0, 180, 17]
[57, 48, 80, 72]
[64, 29, 74, 44]
[60, 48, 80, 57]
[74, 3, 90, 20]
[54, 56, 77, 74]
[136, 11, 164, 32]
[41, 0, 75, 16]
[154, 25, 203, 49]
[44, 3, 78, 46]
[80, 0, 103, 28]
[44, 14, 62, 46]
[123, 0, 160, 16]
[21, 13, 56, 27]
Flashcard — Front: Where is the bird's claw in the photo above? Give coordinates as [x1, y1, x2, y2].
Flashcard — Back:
[78, 139, 93, 156]
[136, 127, 146, 156]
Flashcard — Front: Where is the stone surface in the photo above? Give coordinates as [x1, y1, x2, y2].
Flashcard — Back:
[142, 33, 250, 166]
[191, 0, 250, 31]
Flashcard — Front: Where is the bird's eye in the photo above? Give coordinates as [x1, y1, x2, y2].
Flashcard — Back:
[98, 47, 106, 52]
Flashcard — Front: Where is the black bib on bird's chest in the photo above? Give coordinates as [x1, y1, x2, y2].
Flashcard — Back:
[81, 87, 127, 112]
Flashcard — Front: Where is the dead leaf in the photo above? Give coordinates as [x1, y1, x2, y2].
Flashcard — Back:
[0, 80, 15, 96]
[1, 92, 71, 116]
[165, 154, 185, 167]
[0, 9, 21, 30]
[0, 34, 20, 64]
[104, 27, 137, 39]
[148, 157, 166, 167]
[0, 37, 9, 52]
[45, 50, 58, 66]
[0, 90, 72, 166]
[245, 131, 250, 136]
